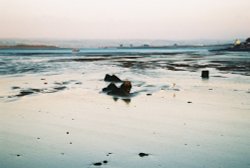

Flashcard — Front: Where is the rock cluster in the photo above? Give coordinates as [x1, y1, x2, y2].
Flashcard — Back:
[102, 74, 132, 96]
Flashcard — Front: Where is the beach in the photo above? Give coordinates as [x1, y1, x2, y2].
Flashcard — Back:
[0, 47, 250, 168]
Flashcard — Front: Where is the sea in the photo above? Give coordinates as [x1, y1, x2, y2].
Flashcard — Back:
[0, 39, 249, 77]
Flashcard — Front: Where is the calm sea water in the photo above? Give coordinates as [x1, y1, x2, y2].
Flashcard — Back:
[0, 40, 249, 76]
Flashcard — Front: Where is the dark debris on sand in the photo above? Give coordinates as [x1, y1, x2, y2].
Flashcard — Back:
[93, 160, 108, 166]
[104, 74, 122, 82]
[106, 152, 112, 156]
[102, 74, 132, 97]
[5, 80, 84, 99]
[93, 162, 102, 166]
[11, 86, 20, 90]
[138, 152, 150, 157]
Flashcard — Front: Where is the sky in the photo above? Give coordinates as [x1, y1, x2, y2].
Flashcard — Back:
[0, 0, 249, 40]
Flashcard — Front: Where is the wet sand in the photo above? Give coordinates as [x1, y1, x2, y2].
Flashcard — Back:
[0, 69, 250, 168]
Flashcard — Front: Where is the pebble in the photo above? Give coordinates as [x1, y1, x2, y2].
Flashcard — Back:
[93, 162, 102, 166]
[106, 152, 112, 156]
[139, 153, 149, 157]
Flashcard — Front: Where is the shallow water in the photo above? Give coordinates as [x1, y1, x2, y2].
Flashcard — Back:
[0, 47, 249, 76]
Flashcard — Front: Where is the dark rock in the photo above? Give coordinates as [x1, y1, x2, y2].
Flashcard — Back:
[113, 97, 118, 102]
[103, 160, 108, 164]
[53, 86, 67, 91]
[16, 154, 21, 157]
[107, 81, 132, 96]
[187, 101, 192, 104]
[201, 70, 209, 78]
[12, 86, 20, 90]
[66, 132, 69, 134]
[102, 83, 118, 92]
[106, 153, 112, 156]
[103, 81, 132, 97]
[122, 99, 131, 104]
[30, 88, 42, 92]
[104, 74, 122, 82]
[120, 81, 132, 94]
[16, 88, 43, 97]
[93, 162, 102, 166]
[138, 153, 149, 157]
[17, 90, 34, 97]
[146, 93, 152, 96]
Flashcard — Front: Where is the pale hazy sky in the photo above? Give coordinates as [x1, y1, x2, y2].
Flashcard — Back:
[0, 0, 249, 40]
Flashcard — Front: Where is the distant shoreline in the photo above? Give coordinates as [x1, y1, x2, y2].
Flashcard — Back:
[0, 44, 60, 50]
[0, 43, 233, 50]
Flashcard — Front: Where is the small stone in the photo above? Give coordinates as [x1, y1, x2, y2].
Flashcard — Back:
[104, 74, 122, 82]
[16, 154, 21, 157]
[69, 142, 72, 144]
[103, 160, 108, 164]
[12, 86, 20, 90]
[44, 82, 48, 85]
[187, 101, 192, 104]
[37, 137, 40, 140]
[146, 93, 152, 96]
[66, 132, 69, 134]
[93, 162, 102, 166]
[106, 152, 112, 156]
[139, 153, 149, 157]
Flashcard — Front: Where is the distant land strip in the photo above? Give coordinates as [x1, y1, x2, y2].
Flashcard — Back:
[0, 44, 60, 49]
